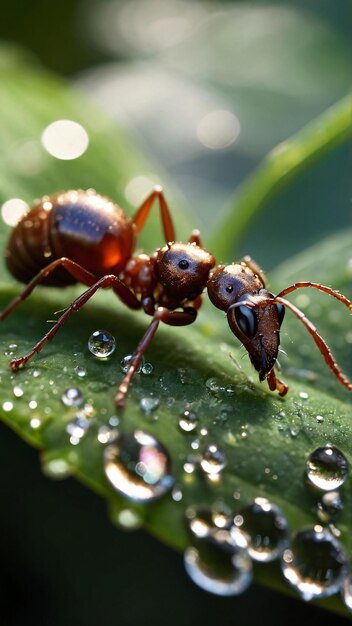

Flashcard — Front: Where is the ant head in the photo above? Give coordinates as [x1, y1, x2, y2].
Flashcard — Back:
[227, 296, 285, 380]
[208, 264, 285, 380]
[155, 242, 215, 300]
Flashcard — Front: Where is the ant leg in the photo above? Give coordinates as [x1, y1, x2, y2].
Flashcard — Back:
[9, 274, 141, 372]
[276, 282, 352, 311]
[267, 368, 288, 397]
[0, 258, 140, 322]
[274, 295, 352, 391]
[188, 230, 202, 246]
[115, 306, 197, 408]
[240, 256, 267, 286]
[132, 185, 176, 244]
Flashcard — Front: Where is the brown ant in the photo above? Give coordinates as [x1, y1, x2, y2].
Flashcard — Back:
[1, 187, 351, 408]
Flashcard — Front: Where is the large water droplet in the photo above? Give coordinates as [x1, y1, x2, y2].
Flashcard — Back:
[232, 497, 289, 562]
[306, 446, 349, 491]
[179, 409, 199, 433]
[281, 528, 348, 601]
[88, 329, 116, 358]
[200, 444, 226, 475]
[184, 537, 252, 596]
[104, 430, 174, 502]
[61, 387, 84, 407]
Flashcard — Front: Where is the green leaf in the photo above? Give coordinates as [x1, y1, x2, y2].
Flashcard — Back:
[0, 49, 351, 617]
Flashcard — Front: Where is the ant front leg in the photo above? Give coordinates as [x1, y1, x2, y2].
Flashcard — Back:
[267, 368, 288, 397]
[9, 274, 140, 372]
[132, 185, 176, 244]
[115, 306, 197, 409]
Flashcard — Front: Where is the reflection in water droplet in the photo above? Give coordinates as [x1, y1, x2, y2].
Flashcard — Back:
[120, 353, 144, 373]
[1, 198, 29, 226]
[232, 497, 289, 562]
[61, 387, 84, 407]
[184, 539, 252, 596]
[306, 446, 349, 491]
[41, 120, 89, 160]
[88, 329, 116, 357]
[200, 444, 226, 475]
[4, 343, 18, 356]
[104, 430, 174, 502]
[316, 491, 343, 523]
[179, 409, 199, 433]
[281, 528, 348, 601]
[342, 574, 352, 611]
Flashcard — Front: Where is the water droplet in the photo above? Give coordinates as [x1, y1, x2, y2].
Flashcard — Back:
[179, 409, 199, 433]
[200, 444, 226, 475]
[13, 385, 24, 398]
[342, 574, 352, 611]
[141, 362, 153, 375]
[75, 366, 87, 378]
[2, 401, 14, 412]
[120, 353, 144, 374]
[171, 485, 183, 502]
[140, 396, 160, 414]
[186, 504, 233, 540]
[316, 415, 324, 423]
[88, 329, 116, 358]
[299, 391, 309, 400]
[205, 377, 223, 394]
[184, 540, 252, 596]
[191, 438, 200, 450]
[115, 508, 142, 531]
[4, 343, 17, 356]
[306, 446, 349, 491]
[281, 528, 348, 601]
[30, 417, 41, 429]
[66, 416, 90, 441]
[225, 385, 235, 396]
[97, 425, 118, 444]
[42, 457, 73, 479]
[104, 430, 174, 502]
[109, 415, 120, 427]
[61, 387, 84, 407]
[316, 491, 343, 523]
[232, 497, 289, 562]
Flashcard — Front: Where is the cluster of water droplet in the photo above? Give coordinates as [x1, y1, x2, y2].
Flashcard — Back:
[183, 443, 351, 607]
[184, 497, 288, 596]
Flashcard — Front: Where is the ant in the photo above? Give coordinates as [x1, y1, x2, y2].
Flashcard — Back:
[1, 187, 351, 408]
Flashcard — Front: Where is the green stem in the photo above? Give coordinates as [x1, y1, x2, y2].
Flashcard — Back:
[209, 94, 352, 259]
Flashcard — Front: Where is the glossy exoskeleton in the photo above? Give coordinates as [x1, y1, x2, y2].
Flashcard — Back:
[1, 187, 351, 408]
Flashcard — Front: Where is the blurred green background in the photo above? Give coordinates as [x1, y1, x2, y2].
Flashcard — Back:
[0, 1, 351, 625]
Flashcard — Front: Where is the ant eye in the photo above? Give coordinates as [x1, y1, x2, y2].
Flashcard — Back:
[225, 285, 233, 293]
[178, 259, 189, 270]
[276, 303, 285, 324]
[234, 305, 258, 339]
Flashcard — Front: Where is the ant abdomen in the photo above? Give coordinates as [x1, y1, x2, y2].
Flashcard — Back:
[5, 190, 135, 285]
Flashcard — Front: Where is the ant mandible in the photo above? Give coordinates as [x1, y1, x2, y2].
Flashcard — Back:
[1, 187, 351, 408]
